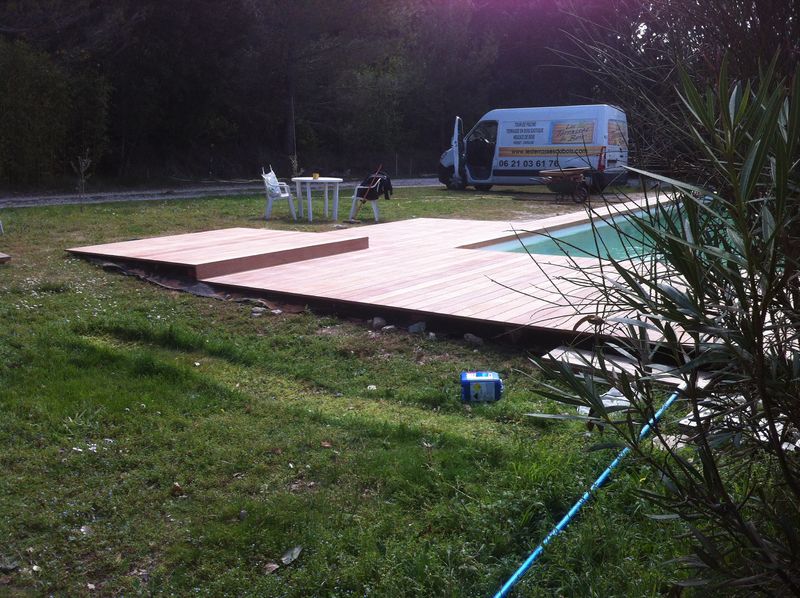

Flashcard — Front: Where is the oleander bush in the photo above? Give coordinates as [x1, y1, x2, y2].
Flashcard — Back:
[532, 61, 800, 594]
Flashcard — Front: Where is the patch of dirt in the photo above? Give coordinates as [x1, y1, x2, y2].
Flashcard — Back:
[288, 479, 318, 493]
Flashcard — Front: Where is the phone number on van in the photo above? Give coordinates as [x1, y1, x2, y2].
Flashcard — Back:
[496, 159, 559, 168]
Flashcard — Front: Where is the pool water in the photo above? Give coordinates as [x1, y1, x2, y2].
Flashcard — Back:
[485, 210, 661, 260]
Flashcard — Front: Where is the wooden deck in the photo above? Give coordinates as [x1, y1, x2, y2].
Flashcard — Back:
[68, 201, 653, 339]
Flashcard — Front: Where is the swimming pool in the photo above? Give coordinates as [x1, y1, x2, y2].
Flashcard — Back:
[483, 210, 660, 260]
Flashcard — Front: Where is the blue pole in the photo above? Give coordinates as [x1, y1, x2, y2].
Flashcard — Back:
[493, 388, 683, 598]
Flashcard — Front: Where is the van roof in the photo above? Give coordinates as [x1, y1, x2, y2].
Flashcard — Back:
[482, 104, 625, 120]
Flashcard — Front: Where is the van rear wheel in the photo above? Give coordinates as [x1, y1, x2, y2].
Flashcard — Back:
[474, 184, 493, 191]
[574, 183, 589, 203]
[586, 176, 605, 194]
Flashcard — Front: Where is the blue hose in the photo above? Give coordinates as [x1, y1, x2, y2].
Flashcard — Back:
[493, 387, 683, 598]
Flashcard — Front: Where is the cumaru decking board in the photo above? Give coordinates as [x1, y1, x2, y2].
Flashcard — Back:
[456, 263, 586, 319]
[362, 260, 526, 305]
[388, 257, 573, 314]
[69, 200, 659, 337]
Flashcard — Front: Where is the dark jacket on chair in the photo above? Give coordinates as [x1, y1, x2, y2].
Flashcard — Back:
[355, 171, 393, 201]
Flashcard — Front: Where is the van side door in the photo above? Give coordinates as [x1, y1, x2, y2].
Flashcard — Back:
[463, 120, 498, 181]
[451, 116, 465, 187]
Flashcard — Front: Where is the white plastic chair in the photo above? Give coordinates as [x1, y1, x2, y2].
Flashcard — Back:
[262, 166, 297, 220]
[348, 177, 383, 222]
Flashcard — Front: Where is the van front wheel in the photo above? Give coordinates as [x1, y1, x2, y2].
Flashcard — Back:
[474, 184, 493, 191]
[446, 178, 466, 191]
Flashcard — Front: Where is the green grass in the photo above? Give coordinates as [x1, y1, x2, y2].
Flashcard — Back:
[0, 187, 684, 596]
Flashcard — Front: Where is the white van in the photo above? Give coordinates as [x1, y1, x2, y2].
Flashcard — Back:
[438, 104, 628, 191]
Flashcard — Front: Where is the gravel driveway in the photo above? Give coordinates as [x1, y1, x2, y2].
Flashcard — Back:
[0, 178, 440, 209]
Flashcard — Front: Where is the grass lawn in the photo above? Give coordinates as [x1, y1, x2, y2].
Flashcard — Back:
[0, 186, 684, 596]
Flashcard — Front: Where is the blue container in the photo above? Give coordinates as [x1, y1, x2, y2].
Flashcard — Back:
[460, 371, 503, 403]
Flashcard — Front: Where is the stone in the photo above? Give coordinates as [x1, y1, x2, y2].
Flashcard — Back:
[371, 317, 386, 330]
[408, 321, 426, 334]
[270, 309, 283, 316]
[381, 325, 396, 332]
[251, 307, 266, 317]
[427, 332, 437, 341]
[464, 333, 484, 346]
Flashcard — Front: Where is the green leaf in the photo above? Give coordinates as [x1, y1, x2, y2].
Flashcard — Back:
[726, 229, 746, 256]
[688, 524, 724, 563]
[587, 441, 626, 452]
[728, 81, 742, 125]
[739, 139, 761, 200]
[675, 577, 714, 588]
[605, 316, 660, 332]
[760, 203, 776, 241]
[657, 283, 698, 316]
[645, 513, 681, 521]
[624, 166, 708, 195]
[525, 412, 602, 424]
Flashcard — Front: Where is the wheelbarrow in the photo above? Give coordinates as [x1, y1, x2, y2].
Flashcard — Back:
[539, 167, 590, 203]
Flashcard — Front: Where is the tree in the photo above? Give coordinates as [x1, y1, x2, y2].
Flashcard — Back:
[556, 0, 800, 174]
[241, 0, 402, 170]
[0, 38, 70, 184]
[0, 1, 138, 182]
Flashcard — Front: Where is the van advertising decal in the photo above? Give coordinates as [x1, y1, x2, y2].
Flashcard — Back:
[550, 120, 596, 144]
[608, 119, 628, 147]
[495, 118, 602, 174]
[503, 121, 549, 146]
[498, 146, 603, 157]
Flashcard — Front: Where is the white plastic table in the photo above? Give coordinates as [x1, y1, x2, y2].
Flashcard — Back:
[291, 177, 344, 222]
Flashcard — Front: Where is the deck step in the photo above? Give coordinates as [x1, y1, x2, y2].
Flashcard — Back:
[194, 236, 369, 278]
[67, 228, 369, 278]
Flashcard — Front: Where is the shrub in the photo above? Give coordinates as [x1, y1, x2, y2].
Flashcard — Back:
[531, 61, 800, 594]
